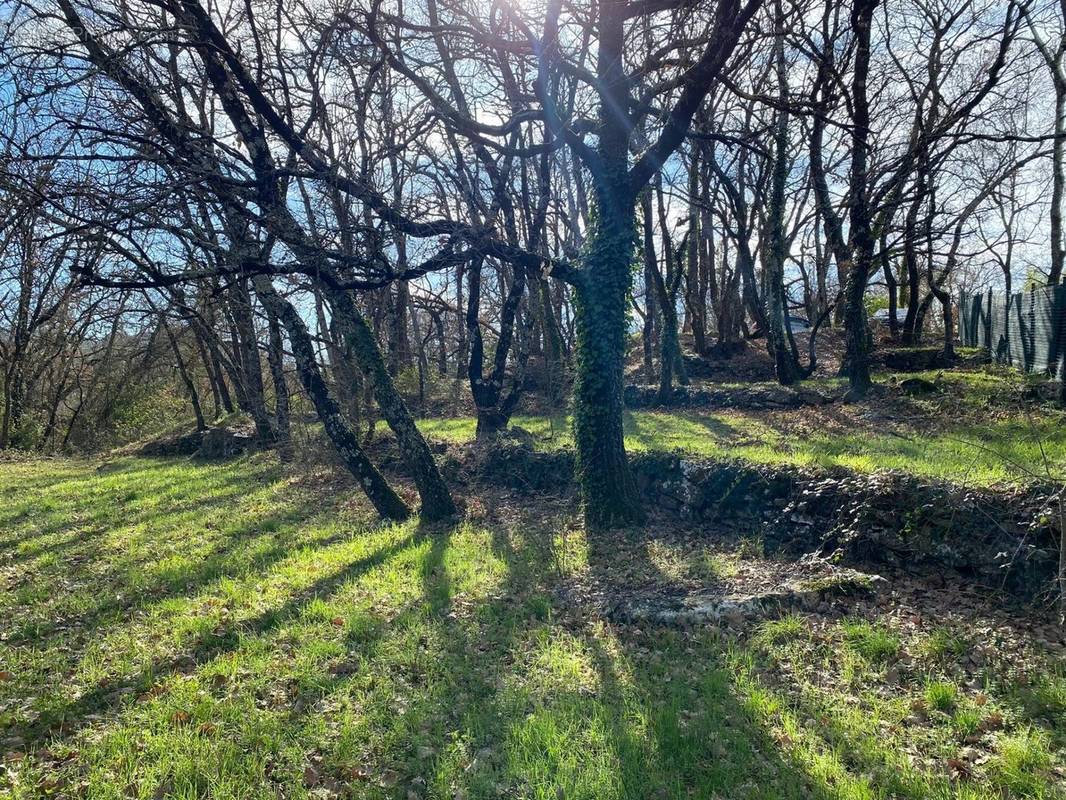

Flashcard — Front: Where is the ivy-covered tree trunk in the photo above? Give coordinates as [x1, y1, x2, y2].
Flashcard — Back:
[252, 276, 409, 521]
[327, 288, 457, 521]
[572, 204, 645, 530]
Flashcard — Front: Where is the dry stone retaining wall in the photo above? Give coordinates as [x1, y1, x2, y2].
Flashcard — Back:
[448, 444, 1061, 600]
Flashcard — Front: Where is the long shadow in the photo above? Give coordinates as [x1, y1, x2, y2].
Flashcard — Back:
[0, 482, 279, 567]
[320, 507, 836, 799]
[1, 471, 343, 649]
[3, 507, 319, 647]
[7, 472, 982, 798]
[1, 456, 410, 753]
[13, 529, 417, 753]
[0, 459, 282, 555]
[578, 527, 834, 798]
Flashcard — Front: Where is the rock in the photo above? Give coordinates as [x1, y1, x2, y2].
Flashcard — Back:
[607, 567, 885, 625]
[197, 427, 256, 459]
[138, 431, 204, 457]
[900, 377, 940, 395]
[622, 383, 832, 410]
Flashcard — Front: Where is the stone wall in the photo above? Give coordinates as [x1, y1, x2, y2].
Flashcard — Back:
[451, 443, 1062, 600]
[623, 384, 832, 409]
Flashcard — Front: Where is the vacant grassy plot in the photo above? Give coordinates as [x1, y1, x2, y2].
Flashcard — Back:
[1, 457, 1063, 799]
[420, 408, 1066, 487]
[418, 367, 1066, 486]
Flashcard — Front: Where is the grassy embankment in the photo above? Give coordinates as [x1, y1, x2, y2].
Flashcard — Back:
[0, 456, 1063, 799]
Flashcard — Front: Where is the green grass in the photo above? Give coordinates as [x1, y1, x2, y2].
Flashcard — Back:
[842, 621, 901, 663]
[418, 406, 1066, 487]
[921, 627, 969, 661]
[0, 457, 1063, 799]
[925, 681, 960, 712]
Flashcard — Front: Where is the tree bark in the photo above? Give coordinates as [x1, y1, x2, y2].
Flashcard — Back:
[328, 288, 457, 521]
[839, 0, 880, 397]
[764, 6, 802, 386]
[265, 307, 292, 461]
[229, 278, 274, 445]
[1052, 81, 1065, 285]
[572, 203, 645, 529]
[252, 276, 409, 521]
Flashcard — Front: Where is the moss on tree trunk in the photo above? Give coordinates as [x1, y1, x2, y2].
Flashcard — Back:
[572, 210, 645, 530]
[252, 277, 409, 521]
[328, 288, 457, 522]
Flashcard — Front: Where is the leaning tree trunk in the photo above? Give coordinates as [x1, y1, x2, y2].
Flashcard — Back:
[252, 276, 409, 521]
[327, 288, 457, 521]
[160, 315, 207, 432]
[572, 204, 645, 530]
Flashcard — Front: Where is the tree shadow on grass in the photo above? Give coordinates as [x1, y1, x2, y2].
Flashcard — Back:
[296, 504, 844, 800]
[0, 459, 270, 564]
[1, 491, 346, 654]
[11, 526, 418, 754]
[622, 409, 741, 455]
[7, 478, 1009, 799]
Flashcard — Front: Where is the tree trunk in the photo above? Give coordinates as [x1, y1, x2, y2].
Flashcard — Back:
[572, 206, 645, 529]
[685, 154, 709, 356]
[641, 232, 658, 384]
[328, 288, 457, 521]
[229, 278, 274, 445]
[161, 315, 207, 432]
[265, 307, 292, 461]
[880, 235, 900, 339]
[764, 12, 802, 386]
[191, 327, 224, 419]
[839, 0, 880, 397]
[1, 364, 25, 449]
[252, 276, 409, 520]
[900, 187, 924, 345]
[1052, 81, 1065, 285]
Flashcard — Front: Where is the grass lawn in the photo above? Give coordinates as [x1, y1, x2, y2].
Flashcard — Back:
[1, 456, 1063, 799]
[419, 411, 1066, 487]
[418, 369, 1066, 486]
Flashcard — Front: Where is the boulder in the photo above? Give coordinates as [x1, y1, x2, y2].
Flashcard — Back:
[196, 427, 256, 459]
